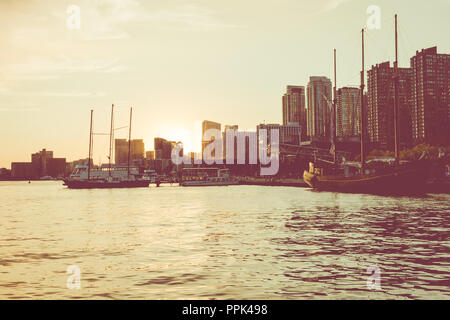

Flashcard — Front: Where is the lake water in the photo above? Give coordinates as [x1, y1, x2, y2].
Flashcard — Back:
[0, 181, 449, 299]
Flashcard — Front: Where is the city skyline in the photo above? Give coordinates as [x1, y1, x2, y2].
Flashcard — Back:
[1, 0, 450, 168]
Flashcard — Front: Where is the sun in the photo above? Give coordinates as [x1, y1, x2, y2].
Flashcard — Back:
[162, 128, 193, 153]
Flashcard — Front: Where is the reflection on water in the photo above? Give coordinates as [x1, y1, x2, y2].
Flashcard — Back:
[0, 181, 449, 299]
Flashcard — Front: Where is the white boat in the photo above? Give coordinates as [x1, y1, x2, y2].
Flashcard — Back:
[181, 168, 238, 187]
[67, 164, 140, 181]
[64, 106, 150, 189]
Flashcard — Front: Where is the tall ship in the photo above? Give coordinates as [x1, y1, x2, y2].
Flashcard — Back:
[303, 15, 428, 194]
[63, 105, 151, 189]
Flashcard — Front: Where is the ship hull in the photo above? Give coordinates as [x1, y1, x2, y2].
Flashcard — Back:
[303, 163, 427, 194]
[63, 179, 150, 189]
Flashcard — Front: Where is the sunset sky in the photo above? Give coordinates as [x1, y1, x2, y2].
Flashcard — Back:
[0, 0, 449, 168]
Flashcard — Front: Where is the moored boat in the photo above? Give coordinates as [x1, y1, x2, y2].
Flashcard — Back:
[303, 15, 428, 195]
[181, 168, 238, 187]
[303, 159, 427, 193]
[63, 164, 150, 189]
[64, 105, 150, 189]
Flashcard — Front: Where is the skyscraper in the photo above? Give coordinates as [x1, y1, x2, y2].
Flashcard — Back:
[282, 85, 306, 141]
[130, 139, 145, 161]
[307, 76, 332, 141]
[336, 87, 361, 138]
[114, 139, 128, 165]
[410, 46, 450, 145]
[115, 139, 145, 165]
[367, 61, 413, 149]
[154, 138, 173, 160]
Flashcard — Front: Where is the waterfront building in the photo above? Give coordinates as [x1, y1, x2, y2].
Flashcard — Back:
[31, 149, 53, 177]
[11, 162, 38, 180]
[336, 87, 361, 138]
[410, 46, 450, 145]
[257, 123, 302, 147]
[0, 168, 10, 180]
[154, 137, 173, 160]
[367, 61, 413, 149]
[283, 85, 307, 141]
[307, 76, 332, 141]
[31, 149, 66, 178]
[114, 139, 128, 165]
[130, 139, 145, 161]
[47, 158, 66, 178]
[115, 139, 145, 165]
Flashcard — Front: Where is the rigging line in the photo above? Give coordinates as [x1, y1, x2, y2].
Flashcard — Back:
[341, 32, 361, 86]
[365, 27, 386, 65]
[398, 24, 417, 64]
[369, 20, 394, 61]
[397, 31, 410, 68]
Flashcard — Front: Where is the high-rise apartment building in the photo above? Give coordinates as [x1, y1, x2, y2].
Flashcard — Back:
[114, 139, 128, 165]
[130, 139, 145, 161]
[154, 138, 173, 160]
[367, 61, 413, 148]
[282, 85, 307, 141]
[410, 46, 450, 145]
[307, 77, 332, 141]
[115, 139, 145, 165]
[336, 87, 361, 138]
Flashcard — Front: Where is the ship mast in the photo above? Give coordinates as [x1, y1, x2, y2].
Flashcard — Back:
[127, 107, 133, 178]
[88, 109, 93, 180]
[332, 48, 337, 164]
[108, 104, 114, 177]
[393, 14, 400, 165]
[360, 28, 366, 170]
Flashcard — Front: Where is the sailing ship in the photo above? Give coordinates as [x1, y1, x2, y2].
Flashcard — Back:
[63, 105, 151, 189]
[303, 15, 428, 194]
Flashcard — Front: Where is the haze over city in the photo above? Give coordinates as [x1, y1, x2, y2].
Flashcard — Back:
[0, 0, 449, 168]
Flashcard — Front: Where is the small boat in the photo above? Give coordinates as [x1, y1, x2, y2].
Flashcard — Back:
[64, 105, 150, 189]
[181, 168, 238, 187]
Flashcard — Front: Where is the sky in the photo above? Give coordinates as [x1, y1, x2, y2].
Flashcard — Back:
[0, 0, 449, 168]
